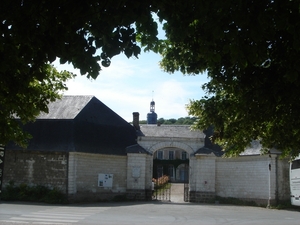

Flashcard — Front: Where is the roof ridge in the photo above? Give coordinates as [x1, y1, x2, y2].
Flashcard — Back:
[37, 95, 95, 119]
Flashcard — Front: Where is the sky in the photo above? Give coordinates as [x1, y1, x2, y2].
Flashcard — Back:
[54, 51, 209, 123]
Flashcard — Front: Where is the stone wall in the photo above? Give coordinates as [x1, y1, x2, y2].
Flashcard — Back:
[145, 153, 153, 195]
[216, 155, 275, 204]
[4, 149, 290, 204]
[3, 150, 68, 192]
[68, 152, 127, 202]
[126, 153, 153, 200]
[276, 158, 290, 201]
[189, 156, 216, 202]
[188, 154, 290, 204]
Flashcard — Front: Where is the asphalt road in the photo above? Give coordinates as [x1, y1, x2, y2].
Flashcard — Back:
[1, 201, 300, 225]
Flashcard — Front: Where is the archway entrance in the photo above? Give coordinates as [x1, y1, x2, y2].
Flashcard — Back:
[152, 147, 189, 202]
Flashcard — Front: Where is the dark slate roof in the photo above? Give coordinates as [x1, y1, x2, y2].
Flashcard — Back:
[139, 125, 205, 139]
[195, 126, 224, 157]
[196, 138, 280, 157]
[195, 146, 224, 157]
[126, 144, 150, 154]
[7, 96, 137, 155]
[240, 140, 282, 156]
[239, 140, 262, 156]
[37, 95, 93, 119]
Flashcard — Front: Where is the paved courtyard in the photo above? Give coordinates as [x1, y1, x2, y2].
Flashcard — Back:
[1, 201, 300, 225]
[170, 183, 185, 203]
[1, 184, 300, 225]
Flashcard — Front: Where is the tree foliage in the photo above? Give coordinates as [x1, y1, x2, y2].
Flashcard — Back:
[0, 65, 74, 146]
[1, 0, 156, 145]
[157, 117, 197, 125]
[145, 0, 300, 158]
[2, 0, 300, 157]
[1, 0, 156, 79]
[139, 117, 196, 125]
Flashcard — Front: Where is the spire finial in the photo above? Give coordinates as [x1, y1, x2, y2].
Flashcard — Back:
[147, 91, 157, 124]
[150, 91, 155, 113]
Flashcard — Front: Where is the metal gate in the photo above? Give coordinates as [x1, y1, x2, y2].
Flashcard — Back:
[152, 165, 171, 201]
[184, 164, 190, 202]
[152, 176, 171, 201]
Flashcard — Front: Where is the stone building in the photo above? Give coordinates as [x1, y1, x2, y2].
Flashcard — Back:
[3, 96, 291, 204]
[132, 99, 290, 204]
[3, 96, 148, 202]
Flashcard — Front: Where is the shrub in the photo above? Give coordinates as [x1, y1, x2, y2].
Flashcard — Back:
[1, 181, 68, 204]
[152, 175, 169, 188]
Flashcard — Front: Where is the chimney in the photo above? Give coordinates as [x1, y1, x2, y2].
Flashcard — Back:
[132, 112, 140, 130]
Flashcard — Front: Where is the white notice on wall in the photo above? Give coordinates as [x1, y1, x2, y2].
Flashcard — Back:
[98, 174, 113, 188]
[132, 166, 141, 178]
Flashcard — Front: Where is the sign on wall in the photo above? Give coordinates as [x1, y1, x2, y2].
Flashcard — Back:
[132, 166, 141, 178]
[98, 174, 113, 188]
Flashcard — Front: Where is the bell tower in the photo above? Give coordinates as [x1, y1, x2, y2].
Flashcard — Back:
[150, 100, 155, 113]
[147, 91, 158, 124]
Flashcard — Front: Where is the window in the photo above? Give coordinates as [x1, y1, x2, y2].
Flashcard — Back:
[169, 151, 174, 160]
[157, 150, 163, 160]
[157, 165, 163, 178]
[168, 165, 174, 178]
[182, 151, 187, 160]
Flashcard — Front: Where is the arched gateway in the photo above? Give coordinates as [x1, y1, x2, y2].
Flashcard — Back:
[128, 113, 205, 202]
[137, 125, 205, 202]
[150, 142, 192, 201]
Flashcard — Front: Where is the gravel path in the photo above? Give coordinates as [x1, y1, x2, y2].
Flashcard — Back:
[170, 183, 185, 203]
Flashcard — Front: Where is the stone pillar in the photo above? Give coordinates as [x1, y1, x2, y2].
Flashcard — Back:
[190, 154, 216, 203]
[126, 153, 152, 200]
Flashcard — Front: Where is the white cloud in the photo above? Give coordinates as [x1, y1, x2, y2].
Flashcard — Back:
[54, 52, 208, 122]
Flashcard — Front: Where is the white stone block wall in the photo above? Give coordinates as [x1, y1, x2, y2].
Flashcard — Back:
[67, 151, 290, 203]
[189, 158, 197, 191]
[215, 155, 276, 202]
[188, 154, 290, 203]
[192, 155, 216, 193]
[126, 153, 147, 190]
[68, 152, 127, 195]
[145, 154, 153, 190]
